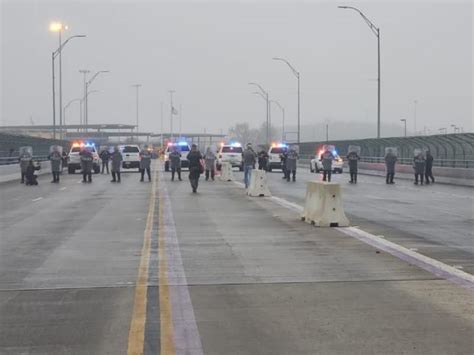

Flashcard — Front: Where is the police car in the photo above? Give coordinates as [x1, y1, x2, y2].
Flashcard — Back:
[67, 142, 101, 174]
[310, 147, 344, 173]
[216, 142, 243, 171]
[120, 145, 141, 170]
[266, 143, 288, 172]
[164, 141, 190, 172]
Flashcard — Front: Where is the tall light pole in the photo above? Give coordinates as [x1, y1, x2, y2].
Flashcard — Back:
[249, 82, 270, 144]
[400, 119, 407, 137]
[272, 57, 300, 143]
[78, 90, 99, 129]
[79, 69, 90, 131]
[338, 6, 381, 138]
[50, 22, 85, 138]
[169, 90, 175, 141]
[270, 99, 285, 141]
[85, 70, 109, 131]
[131, 84, 142, 142]
[63, 98, 82, 133]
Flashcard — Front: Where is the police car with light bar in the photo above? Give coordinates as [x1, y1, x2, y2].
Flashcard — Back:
[216, 142, 244, 171]
[267, 143, 288, 171]
[164, 141, 191, 171]
[67, 142, 101, 174]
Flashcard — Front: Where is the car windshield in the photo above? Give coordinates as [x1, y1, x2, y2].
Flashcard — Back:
[71, 147, 81, 153]
[123, 146, 140, 153]
[270, 147, 287, 154]
[222, 146, 242, 153]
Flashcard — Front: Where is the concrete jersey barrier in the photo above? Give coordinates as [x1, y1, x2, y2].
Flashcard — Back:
[219, 162, 234, 181]
[247, 170, 271, 197]
[301, 181, 350, 227]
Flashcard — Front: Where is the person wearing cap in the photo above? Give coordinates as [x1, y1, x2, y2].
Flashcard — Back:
[139, 145, 152, 182]
[186, 144, 203, 193]
[242, 143, 257, 188]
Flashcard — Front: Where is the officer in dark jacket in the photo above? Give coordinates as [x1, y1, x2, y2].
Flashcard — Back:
[285, 146, 299, 182]
[347, 149, 360, 184]
[413, 151, 426, 185]
[169, 147, 182, 181]
[48, 146, 62, 183]
[425, 150, 435, 184]
[110, 146, 123, 183]
[100, 148, 110, 174]
[258, 149, 269, 170]
[25, 160, 40, 186]
[384, 149, 398, 184]
[80, 147, 94, 183]
[187, 144, 203, 193]
[139, 145, 152, 182]
[280, 151, 288, 179]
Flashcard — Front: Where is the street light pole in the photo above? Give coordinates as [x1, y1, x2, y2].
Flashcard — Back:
[338, 6, 381, 138]
[132, 84, 142, 142]
[272, 57, 300, 143]
[85, 70, 109, 131]
[270, 99, 285, 141]
[79, 69, 90, 131]
[169, 90, 175, 142]
[400, 119, 407, 137]
[51, 52, 56, 139]
[249, 82, 270, 144]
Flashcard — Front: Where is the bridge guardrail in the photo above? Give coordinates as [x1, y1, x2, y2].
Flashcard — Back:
[0, 155, 50, 166]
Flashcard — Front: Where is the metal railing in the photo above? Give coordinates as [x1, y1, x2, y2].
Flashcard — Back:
[0, 155, 49, 166]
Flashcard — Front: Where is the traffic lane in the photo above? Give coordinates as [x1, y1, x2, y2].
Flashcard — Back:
[164, 175, 474, 354]
[0, 167, 151, 290]
[235, 168, 474, 273]
[0, 167, 154, 354]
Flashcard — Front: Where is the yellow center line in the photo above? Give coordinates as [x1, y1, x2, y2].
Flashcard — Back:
[127, 168, 157, 355]
[158, 171, 177, 354]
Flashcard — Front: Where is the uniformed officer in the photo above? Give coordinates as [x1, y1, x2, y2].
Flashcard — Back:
[285, 146, 299, 182]
[384, 148, 398, 184]
[169, 146, 182, 181]
[346, 147, 361, 184]
[110, 146, 123, 183]
[321, 149, 334, 182]
[80, 146, 94, 183]
[139, 145, 152, 182]
[18, 146, 33, 183]
[413, 150, 426, 185]
[48, 145, 63, 183]
[425, 150, 435, 184]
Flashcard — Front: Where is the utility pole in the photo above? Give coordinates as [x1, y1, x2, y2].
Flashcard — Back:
[131, 84, 142, 142]
[79, 70, 90, 131]
[169, 90, 175, 142]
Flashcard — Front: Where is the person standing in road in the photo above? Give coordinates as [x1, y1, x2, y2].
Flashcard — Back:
[258, 149, 269, 170]
[80, 146, 93, 183]
[187, 144, 203, 193]
[321, 149, 334, 182]
[280, 150, 288, 179]
[110, 146, 123, 183]
[384, 149, 398, 184]
[425, 150, 435, 184]
[204, 147, 217, 181]
[18, 147, 33, 183]
[242, 143, 257, 188]
[169, 146, 182, 181]
[139, 145, 152, 182]
[413, 151, 426, 185]
[48, 146, 62, 183]
[100, 148, 110, 174]
[347, 150, 360, 184]
[285, 146, 299, 182]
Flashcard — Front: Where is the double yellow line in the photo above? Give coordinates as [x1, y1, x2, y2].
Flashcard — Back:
[127, 169, 176, 355]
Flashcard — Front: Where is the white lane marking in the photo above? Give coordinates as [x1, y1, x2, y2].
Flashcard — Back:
[32, 197, 43, 202]
[60, 187, 66, 191]
[232, 179, 474, 291]
[160, 173, 203, 354]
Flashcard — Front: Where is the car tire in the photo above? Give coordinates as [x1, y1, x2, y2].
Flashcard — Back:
[165, 162, 169, 172]
[68, 167, 75, 174]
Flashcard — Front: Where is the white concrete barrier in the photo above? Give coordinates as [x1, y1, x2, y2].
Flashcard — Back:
[219, 162, 234, 181]
[301, 181, 349, 227]
[247, 169, 271, 197]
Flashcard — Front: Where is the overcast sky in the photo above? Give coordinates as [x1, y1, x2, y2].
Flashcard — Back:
[1, 0, 472, 140]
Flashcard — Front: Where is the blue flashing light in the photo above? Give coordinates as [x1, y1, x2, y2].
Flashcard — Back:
[332, 150, 338, 156]
[177, 141, 188, 146]
[230, 142, 242, 147]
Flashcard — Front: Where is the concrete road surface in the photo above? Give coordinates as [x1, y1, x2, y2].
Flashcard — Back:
[0, 163, 472, 354]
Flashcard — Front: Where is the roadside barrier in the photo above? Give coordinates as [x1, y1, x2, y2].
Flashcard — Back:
[219, 162, 234, 181]
[247, 169, 271, 197]
[301, 181, 349, 227]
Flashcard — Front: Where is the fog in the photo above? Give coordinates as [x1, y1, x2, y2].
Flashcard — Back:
[1, 0, 472, 140]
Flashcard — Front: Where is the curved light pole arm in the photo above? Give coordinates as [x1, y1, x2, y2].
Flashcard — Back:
[248, 82, 267, 96]
[87, 70, 109, 86]
[53, 35, 86, 58]
[272, 57, 299, 78]
[338, 6, 379, 37]
[252, 91, 266, 101]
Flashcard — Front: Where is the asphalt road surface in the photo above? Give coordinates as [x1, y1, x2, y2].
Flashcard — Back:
[0, 163, 472, 354]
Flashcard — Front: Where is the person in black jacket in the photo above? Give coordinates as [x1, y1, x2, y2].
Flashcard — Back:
[25, 160, 40, 186]
[186, 144, 203, 193]
[258, 149, 269, 170]
[425, 150, 435, 184]
[100, 148, 110, 174]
